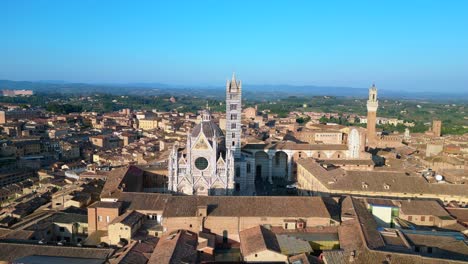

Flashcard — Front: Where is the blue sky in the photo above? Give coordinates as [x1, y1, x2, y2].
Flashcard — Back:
[1, 0, 467, 92]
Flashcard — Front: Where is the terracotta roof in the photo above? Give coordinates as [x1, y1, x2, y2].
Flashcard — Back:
[101, 166, 144, 199]
[109, 210, 145, 227]
[398, 200, 450, 217]
[447, 208, 468, 223]
[289, 253, 321, 264]
[118, 192, 170, 212]
[117, 238, 158, 264]
[297, 158, 468, 198]
[239, 225, 281, 257]
[0, 229, 34, 240]
[88, 201, 122, 209]
[403, 231, 468, 261]
[365, 198, 396, 208]
[337, 199, 467, 264]
[244, 142, 348, 151]
[352, 198, 386, 250]
[320, 159, 374, 166]
[0, 242, 114, 262]
[148, 230, 198, 264]
[162, 196, 333, 219]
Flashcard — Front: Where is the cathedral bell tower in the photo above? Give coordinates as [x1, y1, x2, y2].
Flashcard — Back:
[366, 83, 379, 146]
[226, 73, 242, 159]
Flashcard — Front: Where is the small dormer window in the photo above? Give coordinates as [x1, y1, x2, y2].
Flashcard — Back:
[384, 184, 390, 190]
[362, 182, 368, 189]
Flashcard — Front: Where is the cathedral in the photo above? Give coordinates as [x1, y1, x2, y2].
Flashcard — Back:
[167, 74, 248, 195]
[168, 74, 373, 196]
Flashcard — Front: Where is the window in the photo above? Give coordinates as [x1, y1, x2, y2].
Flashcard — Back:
[230, 104, 237, 110]
[235, 167, 241, 177]
[106, 216, 110, 223]
[59, 227, 65, 232]
[408, 216, 412, 221]
[195, 157, 209, 170]
[421, 216, 425, 222]
[247, 163, 251, 173]
[427, 247, 433, 254]
[232, 141, 235, 146]
[230, 114, 237, 120]
[232, 132, 235, 138]
[98, 216, 102, 222]
[231, 123, 236, 129]
[429, 216, 434, 222]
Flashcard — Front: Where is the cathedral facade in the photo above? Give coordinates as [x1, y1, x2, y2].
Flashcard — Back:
[168, 74, 373, 196]
[167, 74, 249, 195]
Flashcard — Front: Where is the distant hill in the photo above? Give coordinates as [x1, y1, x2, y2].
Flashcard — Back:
[0, 79, 466, 101]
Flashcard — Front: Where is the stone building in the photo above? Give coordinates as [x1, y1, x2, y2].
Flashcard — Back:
[243, 106, 257, 120]
[242, 126, 368, 183]
[296, 158, 468, 204]
[168, 74, 249, 195]
[87, 193, 339, 246]
[89, 135, 123, 150]
[108, 210, 145, 245]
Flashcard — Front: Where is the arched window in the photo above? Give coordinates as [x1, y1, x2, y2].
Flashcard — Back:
[223, 230, 228, 244]
[235, 167, 241, 177]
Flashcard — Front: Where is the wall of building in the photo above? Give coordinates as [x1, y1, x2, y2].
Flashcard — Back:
[243, 250, 288, 263]
[87, 207, 120, 233]
[108, 222, 132, 245]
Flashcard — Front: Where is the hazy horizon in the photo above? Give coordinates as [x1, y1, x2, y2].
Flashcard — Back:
[2, 1, 468, 93]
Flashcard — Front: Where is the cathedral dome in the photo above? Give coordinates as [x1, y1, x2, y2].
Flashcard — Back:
[191, 120, 224, 138]
[191, 109, 224, 138]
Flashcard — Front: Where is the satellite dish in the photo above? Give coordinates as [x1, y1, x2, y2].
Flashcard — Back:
[435, 175, 444, 181]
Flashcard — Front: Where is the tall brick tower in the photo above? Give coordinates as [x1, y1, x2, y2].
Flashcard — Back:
[226, 73, 242, 158]
[432, 120, 442, 137]
[366, 84, 379, 146]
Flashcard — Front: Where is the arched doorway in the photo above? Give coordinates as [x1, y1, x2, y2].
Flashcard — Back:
[272, 151, 288, 179]
[254, 151, 269, 182]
